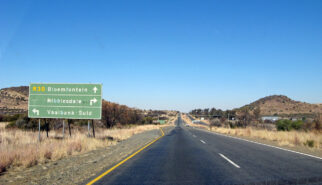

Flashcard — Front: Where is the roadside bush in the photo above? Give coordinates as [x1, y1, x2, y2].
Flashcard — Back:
[210, 119, 221, 127]
[74, 119, 88, 126]
[291, 120, 303, 130]
[302, 121, 315, 131]
[5, 115, 41, 130]
[141, 117, 154, 124]
[15, 115, 29, 128]
[276, 119, 303, 131]
[229, 122, 236, 129]
[2, 114, 21, 122]
[313, 114, 321, 131]
[304, 140, 315, 148]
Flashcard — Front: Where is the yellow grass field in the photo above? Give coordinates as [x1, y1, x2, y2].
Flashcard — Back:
[210, 127, 322, 149]
[0, 122, 170, 173]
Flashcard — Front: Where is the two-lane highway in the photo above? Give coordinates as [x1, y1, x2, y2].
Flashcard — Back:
[88, 116, 322, 185]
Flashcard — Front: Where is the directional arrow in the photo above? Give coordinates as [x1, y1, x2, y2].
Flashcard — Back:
[90, 98, 97, 106]
[93, 86, 98, 93]
[32, 108, 39, 115]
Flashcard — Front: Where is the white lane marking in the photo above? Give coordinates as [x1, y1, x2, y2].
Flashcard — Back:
[195, 128, 322, 160]
[200, 140, 206, 144]
[219, 153, 240, 168]
[193, 135, 196, 138]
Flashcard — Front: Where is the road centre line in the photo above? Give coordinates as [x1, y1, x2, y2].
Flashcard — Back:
[200, 140, 206, 144]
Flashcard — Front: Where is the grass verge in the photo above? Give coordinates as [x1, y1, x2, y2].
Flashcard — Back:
[0, 122, 169, 173]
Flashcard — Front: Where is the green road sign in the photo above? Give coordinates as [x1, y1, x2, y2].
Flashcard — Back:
[28, 83, 102, 119]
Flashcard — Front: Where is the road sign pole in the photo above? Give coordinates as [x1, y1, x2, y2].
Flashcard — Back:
[88, 120, 90, 137]
[62, 120, 65, 138]
[92, 120, 95, 138]
[68, 119, 71, 137]
[38, 119, 41, 142]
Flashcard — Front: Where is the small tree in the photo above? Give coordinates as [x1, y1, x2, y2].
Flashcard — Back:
[238, 107, 251, 127]
[313, 114, 322, 131]
[253, 107, 261, 122]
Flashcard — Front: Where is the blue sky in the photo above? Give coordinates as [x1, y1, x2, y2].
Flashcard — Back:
[1, 0, 321, 112]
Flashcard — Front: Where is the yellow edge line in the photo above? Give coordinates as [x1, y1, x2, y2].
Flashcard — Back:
[86, 127, 165, 185]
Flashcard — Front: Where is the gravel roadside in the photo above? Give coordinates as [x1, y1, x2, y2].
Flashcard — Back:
[0, 126, 174, 185]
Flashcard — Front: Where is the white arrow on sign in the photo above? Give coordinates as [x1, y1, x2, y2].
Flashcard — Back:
[32, 108, 39, 115]
[93, 86, 98, 93]
[90, 98, 97, 106]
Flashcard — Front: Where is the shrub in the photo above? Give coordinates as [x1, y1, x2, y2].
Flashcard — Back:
[43, 149, 53, 160]
[16, 116, 28, 128]
[142, 117, 153, 124]
[304, 140, 315, 148]
[2, 114, 21, 122]
[5, 121, 16, 128]
[291, 120, 303, 130]
[210, 119, 221, 127]
[229, 122, 236, 129]
[276, 119, 303, 131]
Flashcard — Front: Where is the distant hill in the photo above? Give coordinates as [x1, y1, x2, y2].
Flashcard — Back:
[238, 95, 322, 116]
[0, 86, 29, 114]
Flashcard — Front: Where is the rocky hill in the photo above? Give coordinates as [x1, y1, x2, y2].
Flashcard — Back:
[239, 95, 322, 116]
[0, 86, 29, 114]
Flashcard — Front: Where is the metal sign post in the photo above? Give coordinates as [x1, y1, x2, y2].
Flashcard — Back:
[62, 120, 65, 138]
[38, 119, 41, 142]
[88, 120, 90, 137]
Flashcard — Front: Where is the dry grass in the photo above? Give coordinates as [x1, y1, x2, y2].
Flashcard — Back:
[210, 126, 322, 149]
[0, 122, 166, 173]
[182, 114, 322, 150]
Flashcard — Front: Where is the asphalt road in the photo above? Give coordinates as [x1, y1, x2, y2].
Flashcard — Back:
[89, 116, 322, 185]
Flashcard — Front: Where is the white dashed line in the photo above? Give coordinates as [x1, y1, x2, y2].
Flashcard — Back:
[200, 140, 206, 144]
[219, 153, 240, 168]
